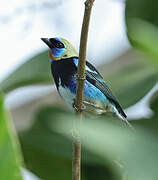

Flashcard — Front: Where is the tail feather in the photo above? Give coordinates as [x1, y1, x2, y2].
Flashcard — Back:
[112, 101, 134, 129]
[112, 100, 127, 119]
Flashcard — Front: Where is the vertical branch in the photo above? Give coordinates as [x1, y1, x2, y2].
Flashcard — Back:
[75, 0, 95, 115]
[72, 1, 95, 180]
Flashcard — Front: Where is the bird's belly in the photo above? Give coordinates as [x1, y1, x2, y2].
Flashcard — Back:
[58, 85, 75, 106]
[58, 80, 111, 114]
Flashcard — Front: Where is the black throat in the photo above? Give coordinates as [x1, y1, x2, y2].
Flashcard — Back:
[51, 57, 78, 89]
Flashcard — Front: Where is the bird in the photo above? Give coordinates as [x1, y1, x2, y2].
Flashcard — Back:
[41, 37, 127, 122]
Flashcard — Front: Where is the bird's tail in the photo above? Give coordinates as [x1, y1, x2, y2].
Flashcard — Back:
[122, 117, 134, 129]
[112, 103, 134, 129]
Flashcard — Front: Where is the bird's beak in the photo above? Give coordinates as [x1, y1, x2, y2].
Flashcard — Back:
[41, 38, 54, 49]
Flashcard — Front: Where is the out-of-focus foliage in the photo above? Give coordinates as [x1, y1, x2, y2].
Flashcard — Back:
[54, 113, 158, 180]
[20, 106, 117, 180]
[126, 0, 158, 111]
[126, 0, 158, 28]
[100, 54, 157, 108]
[0, 93, 23, 180]
[0, 51, 52, 93]
[20, 107, 117, 180]
[126, 0, 158, 65]
[126, 19, 158, 67]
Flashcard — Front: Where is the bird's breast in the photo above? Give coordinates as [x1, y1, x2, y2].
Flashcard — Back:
[51, 58, 77, 89]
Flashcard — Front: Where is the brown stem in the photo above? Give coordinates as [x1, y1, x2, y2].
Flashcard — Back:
[75, 0, 95, 115]
[72, 1, 95, 180]
[72, 137, 81, 180]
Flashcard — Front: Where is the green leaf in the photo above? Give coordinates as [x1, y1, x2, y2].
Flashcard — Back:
[126, 19, 158, 66]
[0, 93, 23, 180]
[125, 0, 158, 42]
[125, 0, 158, 63]
[125, 0, 158, 27]
[125, 0, 158, 108]
[0, 51, 52, 93]
[55, 115, 158, 180]
[99, 52, 158, 108]
[19, 106, 117, 180]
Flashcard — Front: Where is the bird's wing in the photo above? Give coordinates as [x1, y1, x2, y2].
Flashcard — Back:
[85, 61, 127, 118]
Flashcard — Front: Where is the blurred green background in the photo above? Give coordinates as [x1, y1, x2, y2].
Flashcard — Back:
[1, 0, 158, 180]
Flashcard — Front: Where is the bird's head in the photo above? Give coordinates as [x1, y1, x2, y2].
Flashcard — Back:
[41, 37, 78, 61]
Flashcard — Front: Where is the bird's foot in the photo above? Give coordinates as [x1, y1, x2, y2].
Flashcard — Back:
[72, 100, 86, 111]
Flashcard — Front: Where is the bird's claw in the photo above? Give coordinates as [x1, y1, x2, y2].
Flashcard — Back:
[73, 101, 86, 111]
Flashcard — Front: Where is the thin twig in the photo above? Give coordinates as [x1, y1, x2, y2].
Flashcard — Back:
[75, 0, 95, 115]
[72, 1, 95, 180]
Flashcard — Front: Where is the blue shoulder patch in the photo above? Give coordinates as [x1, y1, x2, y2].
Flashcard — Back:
[73, 58, 98, 74]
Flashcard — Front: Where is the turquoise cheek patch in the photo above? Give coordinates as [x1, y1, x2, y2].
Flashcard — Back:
[51, 48, 65, 58]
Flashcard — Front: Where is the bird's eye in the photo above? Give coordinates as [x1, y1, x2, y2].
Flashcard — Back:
[56, 42, 64, 48]
[49, 38, 65, 48]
